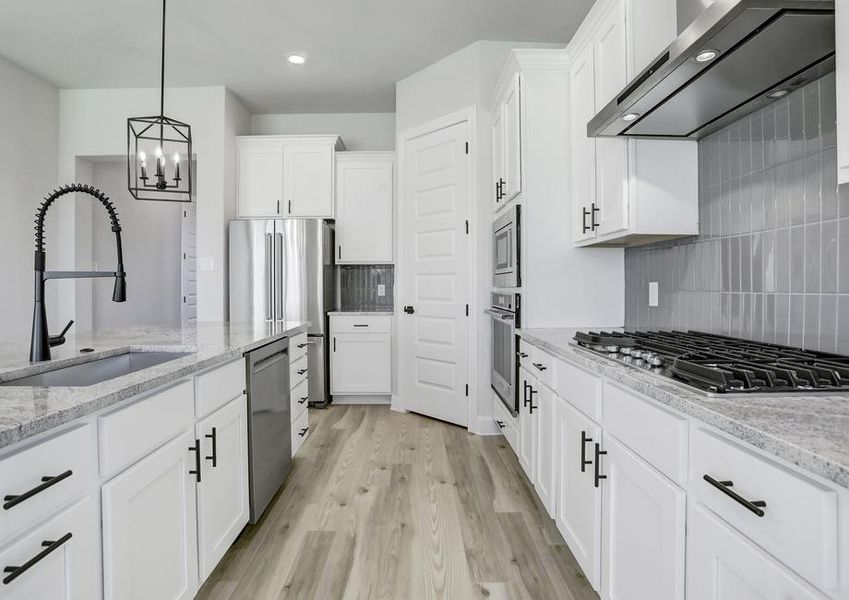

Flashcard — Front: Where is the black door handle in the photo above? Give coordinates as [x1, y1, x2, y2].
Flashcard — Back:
[703, 475, 767, 517]
[3, 470, 73, 511]
[582, 206, 591, 233]
[403, 306, 415, 314]
[3, 532, 73, 585]
[205, 427, 217, 468]
[297, 368, 309, 376]
[299, 427, 309, 437]
[523, 380, 530, 407]
[580, 431, 593, 472]
[528, 387, 538, 414]
[189, 440, 202, 483]
[532, 362, 547, 372]
[594, 443, 607, 488]
[298, 396, 308, 404]
[591, 202, 600, 230]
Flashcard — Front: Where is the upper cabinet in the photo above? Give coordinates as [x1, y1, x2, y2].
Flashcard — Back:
[838, 0, 849, 184]
[569, 0, 698, 247]
[335, 152, 395, 264]
[236, 135, 343, 219]
[492, 73, 522, 210]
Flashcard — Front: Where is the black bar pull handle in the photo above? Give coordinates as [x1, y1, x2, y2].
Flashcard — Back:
[205, 427, 217, 468]
[298, 396, 308, 405]
[594, 443, 607, 488]
[3, 470, 73, 511]
[3, 532, 73, 585]
[528, 387, 538, 414]
[703, 475, 767, 517]
[582, 206, 591, 233]
[297, 342, 308, 349]
[532, 362, 547, 372]
[591, 202, 600, 230]
[496, 420, 505, 429]
[523, 380, 530, 407]
[297, 368, 309, 376]
[189, 440, 202, 483]
[518, 352, 529, 359]
[299, 427, 309, 437]
[580, 431, 593, 473]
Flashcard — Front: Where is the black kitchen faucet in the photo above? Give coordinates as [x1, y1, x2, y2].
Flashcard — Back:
[30, 184, 126, 362]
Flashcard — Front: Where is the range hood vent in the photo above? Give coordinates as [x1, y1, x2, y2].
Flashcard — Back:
[588, 0, 834, 140]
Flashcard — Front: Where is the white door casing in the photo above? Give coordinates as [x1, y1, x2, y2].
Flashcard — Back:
[398, 117, 471, 427]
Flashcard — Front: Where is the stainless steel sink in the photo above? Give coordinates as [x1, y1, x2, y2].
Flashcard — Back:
[0, 351, 191, 387]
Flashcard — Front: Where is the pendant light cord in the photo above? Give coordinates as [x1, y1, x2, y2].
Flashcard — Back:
[159, 0, 166, 118]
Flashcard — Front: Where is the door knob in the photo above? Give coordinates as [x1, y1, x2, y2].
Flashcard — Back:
[403, 306, 415, 314]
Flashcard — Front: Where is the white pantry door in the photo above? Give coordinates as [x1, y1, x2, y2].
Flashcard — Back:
[400, 119, 470, 427]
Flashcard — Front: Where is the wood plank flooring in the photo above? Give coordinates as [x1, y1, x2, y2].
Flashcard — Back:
[197, 405, 598, 600]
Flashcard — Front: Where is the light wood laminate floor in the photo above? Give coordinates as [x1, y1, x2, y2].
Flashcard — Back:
[197, 405, 598, 600]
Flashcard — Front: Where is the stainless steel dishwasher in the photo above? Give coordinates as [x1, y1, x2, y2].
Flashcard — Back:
[245, 337, 290, 523]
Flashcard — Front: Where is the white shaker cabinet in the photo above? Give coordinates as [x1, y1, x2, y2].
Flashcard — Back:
[491, 106, 505, 209]
[569, 43, 598, 243]
[491, 73, 522, 210]
[195, 395, 249, 582]
[518, 367, 537, 479]
[335, 152, 395, 264]
[101, 430, 199, 600]
[237, 140, 284, 217]
[330, 315, 392, 395]
[838, 0, 849, 184]
[534, 381, 556, 515]
[283, 143, 335, 217]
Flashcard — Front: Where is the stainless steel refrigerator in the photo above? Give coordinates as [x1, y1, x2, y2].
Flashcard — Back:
[229, 219, 337, 407]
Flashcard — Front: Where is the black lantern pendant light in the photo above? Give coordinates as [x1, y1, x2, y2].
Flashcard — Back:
[127, 0, 192, 202]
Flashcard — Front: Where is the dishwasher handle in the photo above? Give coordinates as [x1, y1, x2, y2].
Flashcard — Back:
[253, 349, 289, 374]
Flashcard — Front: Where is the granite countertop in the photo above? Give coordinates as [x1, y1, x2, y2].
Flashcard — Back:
[0, 321, 308, 450]
[328, 310, 394, 316]
[518, 328, 849, 490]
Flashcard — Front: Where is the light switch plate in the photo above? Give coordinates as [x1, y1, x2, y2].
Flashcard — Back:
[377, 284, 386, 297]
[649, 281, 659, 307]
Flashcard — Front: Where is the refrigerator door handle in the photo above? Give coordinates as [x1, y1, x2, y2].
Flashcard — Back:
[265, 233, 273, 321]
[276, 232, 285, 321]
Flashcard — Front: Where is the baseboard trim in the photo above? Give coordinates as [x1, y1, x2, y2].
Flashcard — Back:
[390, 394, 406, 413]
[471, 416, 501, 436]
[332, 395, 391, 405]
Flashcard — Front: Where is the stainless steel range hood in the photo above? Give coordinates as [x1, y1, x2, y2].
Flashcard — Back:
[588, 0, 835, 140]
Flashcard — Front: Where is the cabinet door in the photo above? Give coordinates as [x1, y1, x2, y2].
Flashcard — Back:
[284, 144, 334, 217]
[534, 383, 555, 516]
[492, 108, 505, 210]
[554, 397, 602, 590]
[838, 0, 849, 184]
[518, 367, 536, 480]
[569, 44, 597, 243]
[687, 502, 827, 600]
[196, 395, 249, 583]
[0, 497, 99, 600]
[336, 158, 394, 263]
[237, 140, 283, 217]
[600, 433, 685, 600]
[330, 333, 392, 394]
[102, 430, 199, 600]
[502, 74, 522, 201]
[593, 0, 627, 112]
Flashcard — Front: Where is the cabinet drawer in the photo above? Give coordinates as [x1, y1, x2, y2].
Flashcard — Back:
[99, 380, 195, 479]
[291, 376, 309, 421]
[602, 381, 688, 484]
[556, 359, 602, 422]
[0, 425, 96, 546]
[289, 331, 309, 362]
[331, 315, 392, 333]
[290, 354, 308, 388]
[530, 348, 555, 389]
[493, 393, 519, 455]
[195, 359, 245, 419]
[691, 427, 840, 591]
[518, 339, 534, 369]
[291, 409, 310, 456]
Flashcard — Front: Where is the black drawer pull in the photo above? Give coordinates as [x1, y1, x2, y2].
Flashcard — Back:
[3, 470, 73, 511]
[353, 324, 369, 328]
[297, 368, 308, 376]
[299, 427, 309, 437]
[496, 420, 505, 429]
[580, 431, 593, 473]
[205, 427, 218, 468]
[518, 352, 529, 359]
[298, 396, 308, 404]
[532, 362, 547, 372]
[3, 532, 72, 585]
[296, 343, 308, 349]
[582, 206, 591, 233]
[189, 440, 202, 483]
[594, 443, 607, 488]
[528, 387, 538, 414]
[703, 475, 766, 517]
[523, 380, 530, 407]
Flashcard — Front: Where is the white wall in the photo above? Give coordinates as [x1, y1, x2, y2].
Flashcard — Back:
[251, 112, 395, 150]
[0, 56, 58, 344]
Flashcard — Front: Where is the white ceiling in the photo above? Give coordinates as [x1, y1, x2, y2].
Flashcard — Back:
[0, 0, 593, 113]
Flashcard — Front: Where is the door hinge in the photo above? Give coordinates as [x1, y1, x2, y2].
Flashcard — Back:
[465, 220, 469, 234]
[465, 384, 469, 397]
[465, 141, 469, 154]
[465, 304, 469, 316]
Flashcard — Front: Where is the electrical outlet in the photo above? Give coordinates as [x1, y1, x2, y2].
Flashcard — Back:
[649, 281, 659, 307]
[377, 284, 386, 297]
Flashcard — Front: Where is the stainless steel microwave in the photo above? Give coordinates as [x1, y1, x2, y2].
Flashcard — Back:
[493, 205, 520, 288]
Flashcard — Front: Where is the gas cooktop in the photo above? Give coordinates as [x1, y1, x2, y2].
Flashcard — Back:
[573, 330, 849, 395]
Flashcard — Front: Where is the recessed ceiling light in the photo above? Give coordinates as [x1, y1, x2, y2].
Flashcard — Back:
[287, 54, 306, 65]
[694, 49, 719, 63]
[621, 112, 640, 122]
[767, 89, 789, 99]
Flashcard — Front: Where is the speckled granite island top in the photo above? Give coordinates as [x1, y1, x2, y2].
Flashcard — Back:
[0, 321, 308, 450]
[328, 311, 394, 316]
[519, 328, 849, 490]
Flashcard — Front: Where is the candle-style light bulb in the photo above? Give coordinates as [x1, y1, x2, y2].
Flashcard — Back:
[138, 150, 148, 180]
[173, 152, 181, 182]
[154, 146, 164, 179]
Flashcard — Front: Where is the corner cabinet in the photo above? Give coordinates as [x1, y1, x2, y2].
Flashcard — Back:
[838, 0, 849, 184]
[568, 0, 698, 247]
[335, 152, 395, 264]
[236, 135, 344, 218]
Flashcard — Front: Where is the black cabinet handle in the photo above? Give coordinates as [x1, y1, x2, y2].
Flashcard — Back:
[299, 427, 309, 437]
[3, 470, 73, 511]
[338, 245, 342, 260]
[3, 532, 73, 585]
[297, 368, 308, 376]
[353, 324, 369, 328]
[523, 380, 530, 407]
[518, 352, 529, 359]
[189, 440, 202, 483]
[333, 337, 336, 352]
[298, 396, 308, 404]
[496, 420, 505, 429]
[499, 178, 506, 199]
[532, 362, 547, 372]
[495, 180, 502, 201]
[297, 343, 308, 349]
[205, 427, 218, 468]
[582, 206, 591, 233]
[591, 202, 600, 231]
[703, 475, 767, 517]
[403, 306, 415, 314]
[594, 443, 607, 488]
[528, 387, 538, 414]
[580, 431, 593, 473]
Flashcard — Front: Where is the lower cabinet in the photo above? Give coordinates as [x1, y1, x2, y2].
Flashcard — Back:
[195, 395, 249, 581]
[534, 382, 556, 515]
[600, 432, 686, 600]
[102, 430, 199, 600]
[518, 367, 536, 477]
[330, 315, 392, 395]
[0, 497, 99, 599]
[686, 502, 826, 600]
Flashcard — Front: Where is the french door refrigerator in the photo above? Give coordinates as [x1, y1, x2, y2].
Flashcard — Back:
[229, 219, 337, 407]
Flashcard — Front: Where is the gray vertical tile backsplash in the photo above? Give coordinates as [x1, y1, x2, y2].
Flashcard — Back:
[340, 265, 395, 312]
[624, 73, 849, 353]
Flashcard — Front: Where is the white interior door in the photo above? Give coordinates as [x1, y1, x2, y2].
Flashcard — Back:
[400, 119, 470, 427]
[181, 202, 197, 325]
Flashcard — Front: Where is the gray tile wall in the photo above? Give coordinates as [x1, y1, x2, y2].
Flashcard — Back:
[624, 73, 849, 353]
[340, 265, 395, 311]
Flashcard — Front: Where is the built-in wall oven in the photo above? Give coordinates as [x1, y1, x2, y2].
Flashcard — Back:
[493, 205, 520, 288]
[487, 292, 520, 416]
